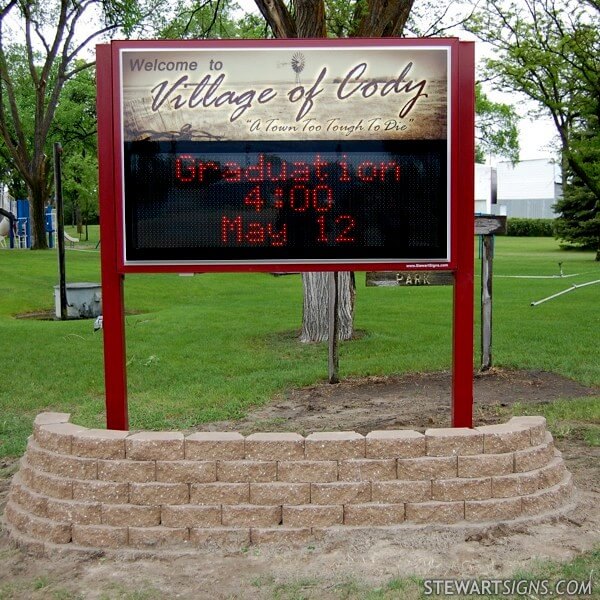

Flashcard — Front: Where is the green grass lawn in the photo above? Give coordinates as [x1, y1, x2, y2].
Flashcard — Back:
[0, 236, 598, 457]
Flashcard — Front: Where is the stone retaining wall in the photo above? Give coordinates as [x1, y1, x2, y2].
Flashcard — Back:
[4, 413, 574, 554]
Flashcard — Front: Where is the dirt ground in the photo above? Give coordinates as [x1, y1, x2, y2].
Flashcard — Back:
[1, 369, 599, 599]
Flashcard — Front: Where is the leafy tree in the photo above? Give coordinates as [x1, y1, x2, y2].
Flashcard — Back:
[53, 63, 98, 232]
[153, 0, 244, 39]
[468, 0, 600, 259]
[554, 127, 600, 258]
[475, 83, 519, 163]
[63, 152, 99, 236]
[0, 49, 99, 237]
[0, 0, 154, 249]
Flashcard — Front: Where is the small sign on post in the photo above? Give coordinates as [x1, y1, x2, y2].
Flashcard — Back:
[477, 214, 505, 372]
[366, 271, 454, 287]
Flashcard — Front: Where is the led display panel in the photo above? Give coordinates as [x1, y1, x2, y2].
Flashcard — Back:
[116, 41, 453, 268]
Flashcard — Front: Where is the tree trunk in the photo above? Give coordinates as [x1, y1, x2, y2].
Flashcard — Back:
[76, 204, 83, 235]
[300, 272, 355, 342]
[296, 0, 326, 37]
[28, 184, 49, 250]
[253, 0, 415, 343]
[293, 0, 355, 343]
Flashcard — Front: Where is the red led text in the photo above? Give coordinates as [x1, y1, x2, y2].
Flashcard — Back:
[175, 154, 401, 184]
[174, 153, 401, 248]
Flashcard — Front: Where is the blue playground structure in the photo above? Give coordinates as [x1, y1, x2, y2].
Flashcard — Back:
[0, 200, 57, 248]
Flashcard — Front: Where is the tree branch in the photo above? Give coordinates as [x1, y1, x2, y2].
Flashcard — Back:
[294, 0, 326, 37]
[253, 0, 297, 37]
[352, 0, 414, 37]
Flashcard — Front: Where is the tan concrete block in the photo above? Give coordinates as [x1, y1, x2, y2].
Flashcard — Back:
[97, 459, 155, 483]
[249, 482, 310, 505]
[46, 498, 102, 525]
[277, 461, 338, 483]
[72, 524, 128, 548]
[222, 505, 282, 527]
[72, 480, 129, 504]
[425, 428, 484, 456]
[185, 432, 245, 460]
[282, 505, 343, 527]
[465, 497, 522, 522]
[17, 462, 35, 487]
[405, 501, 464, 524]
[476, 423, 531, 453]
[537, 458, 567, 490]
[521, 474, 573, 515]
[432, 477, 491, 501]
[44, 452, 98, 480]
[31, 469, 73, 499]
[102, 504, 161, 527]
[344, 503, 405, 526]
[126, 431, 185, 461]
[161, 505, 222, 528]
[156, 460, 216, 484]
[7, 532, 46, 556]
[24, 442, 52, 471]
[34, 412, 70, 428]
[250, 528, 313, 545]
[338, 459, 396, 482]
[397, 456, 457, 480]
[27, 514, 72, 544]
[190, 528, 250, 548]
[372, 480, 431, 503]
[366, 430, 426, 459]
[7, 479, 22, 499]
[311, 482, 371, 505]
[128, 526, 190, 548]
[217, 461, 277, 483]
[71, 429, 129, 459]
[130, 482, 189, 505]
[35, 423, 87, 454]
[245, 433, 305, 460]
[6, 481, 22, 505]
[305, 432, 365, 460]
[13, 485, 48, 518]
[514, 438, 554, 472]
[190, 483, 250, 505]
[509, 416, 547, 445]
[458, 453, 514, 478]
[492, 471, 539, 498]
[4, 502, 30, 533]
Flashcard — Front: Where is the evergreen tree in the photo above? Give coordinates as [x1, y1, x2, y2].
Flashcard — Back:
[554, 125, 600, 259]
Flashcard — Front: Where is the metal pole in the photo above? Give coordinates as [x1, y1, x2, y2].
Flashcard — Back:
[328, 271, 340, 384]
[531, 279, 600, 306]
[451, 41, 475, 428]
[54, 142, 68, 321]
[480, 234, 493, 370]
[97, 45, 129, 430]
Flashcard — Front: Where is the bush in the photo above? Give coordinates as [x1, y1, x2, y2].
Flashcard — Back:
[506, 218, 555, 237]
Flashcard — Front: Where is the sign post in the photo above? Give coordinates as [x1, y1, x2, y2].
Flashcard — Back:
[97, 38, 474, 429]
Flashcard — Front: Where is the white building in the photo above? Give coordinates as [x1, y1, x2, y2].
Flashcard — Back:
[475, 165, 498, 215]
[475, 159, 562, 218]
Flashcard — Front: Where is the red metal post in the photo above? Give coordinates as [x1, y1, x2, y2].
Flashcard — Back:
[97, 44, 129, 430]
[451, 42, 475, 428]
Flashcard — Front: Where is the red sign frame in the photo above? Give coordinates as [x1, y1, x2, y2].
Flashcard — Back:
[97, 38, 474, 430]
